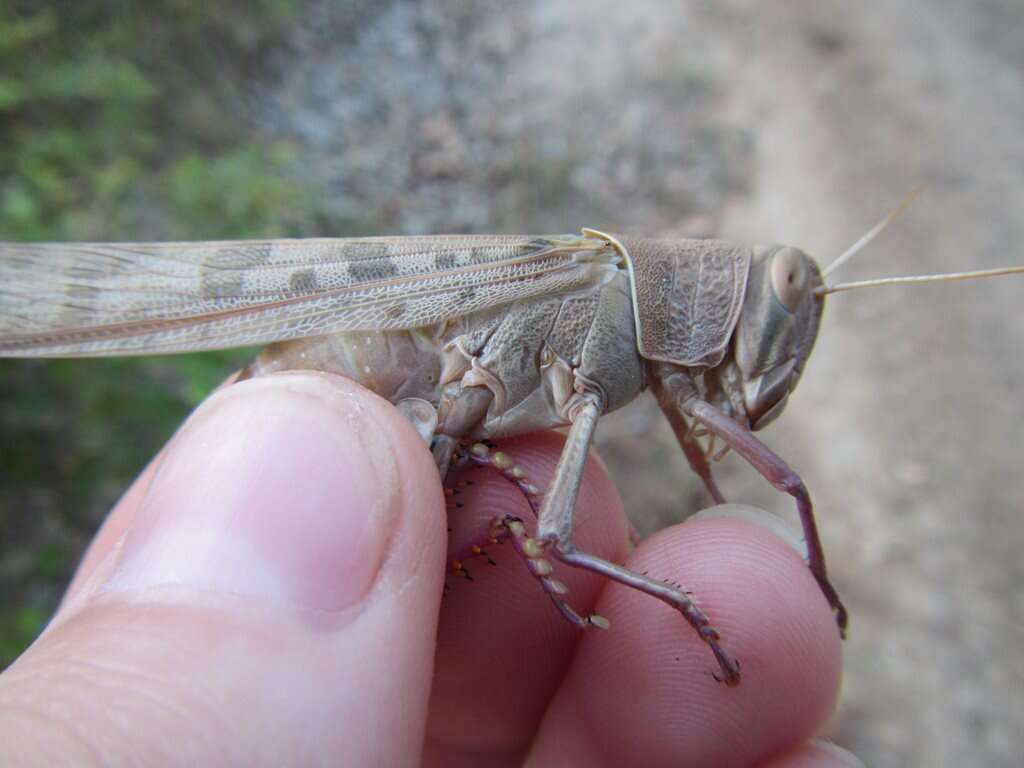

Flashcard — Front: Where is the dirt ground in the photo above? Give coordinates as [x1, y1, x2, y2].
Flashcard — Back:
[703, 4, 1024, 766]
[253, 2, 1024, 765]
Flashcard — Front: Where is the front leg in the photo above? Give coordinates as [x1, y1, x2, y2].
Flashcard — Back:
[653, 367, 847, 633]
[681, 398, 848, 634]
[536, 395, 742, 686]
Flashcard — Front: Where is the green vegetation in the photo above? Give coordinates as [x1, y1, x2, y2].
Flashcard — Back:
[0, 1, 318, 665]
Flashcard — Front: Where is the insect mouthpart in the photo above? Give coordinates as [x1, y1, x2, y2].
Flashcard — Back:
[742, 357, 797, 430]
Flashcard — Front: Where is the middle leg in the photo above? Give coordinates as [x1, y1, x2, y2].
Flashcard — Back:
[534, 395, 742, 686]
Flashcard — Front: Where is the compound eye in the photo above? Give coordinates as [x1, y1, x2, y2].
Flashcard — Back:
[770, 247, 808, 313]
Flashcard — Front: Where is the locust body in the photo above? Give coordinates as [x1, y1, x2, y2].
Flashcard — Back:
[249, 249, 646, 445]
[0, 229, 862, 685]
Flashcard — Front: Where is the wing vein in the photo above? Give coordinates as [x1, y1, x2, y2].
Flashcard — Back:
[1, 234, 608, 356]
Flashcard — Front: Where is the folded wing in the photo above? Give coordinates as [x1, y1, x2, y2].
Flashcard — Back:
[0, 234, 604, 356]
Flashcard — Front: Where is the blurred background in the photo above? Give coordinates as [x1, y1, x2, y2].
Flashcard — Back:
[1, 2, 1021, 766]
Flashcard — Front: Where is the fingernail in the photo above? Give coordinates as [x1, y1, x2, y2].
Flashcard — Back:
[690, 503, 807, 559]
[806, 739, 866, 768]
[102, 373, 399, 611]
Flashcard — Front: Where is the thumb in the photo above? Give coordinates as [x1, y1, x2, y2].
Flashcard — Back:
[0, 372, 447, 766]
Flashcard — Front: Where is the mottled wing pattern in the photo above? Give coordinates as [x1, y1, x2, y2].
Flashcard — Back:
[0, 234, 605, 356]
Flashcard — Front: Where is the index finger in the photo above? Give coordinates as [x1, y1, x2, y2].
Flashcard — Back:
[528, 509, 843, 767]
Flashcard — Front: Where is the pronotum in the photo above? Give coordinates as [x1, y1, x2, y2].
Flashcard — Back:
[2, 197, 1020, 684]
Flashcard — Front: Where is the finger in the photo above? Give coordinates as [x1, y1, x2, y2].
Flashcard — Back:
[758, 739, 864, 768]
[425, 433, 631, 765]
[529, 507, 843, 768]
[63, 370, 244, 604]
[60, 457, 158, 606]
[0, 372, 447, 766]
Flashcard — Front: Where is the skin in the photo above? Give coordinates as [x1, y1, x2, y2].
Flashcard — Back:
[0, 371, 859, 767]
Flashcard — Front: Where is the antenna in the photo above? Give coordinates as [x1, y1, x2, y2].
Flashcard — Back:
[821, 187, 923, 279]
[817, 187, 1023, 295]
[817, 266, 1024, 295]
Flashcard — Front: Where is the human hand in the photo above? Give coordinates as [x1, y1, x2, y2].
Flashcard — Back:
[0, 371, 861, 767]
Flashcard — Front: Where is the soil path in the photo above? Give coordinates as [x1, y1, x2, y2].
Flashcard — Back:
[707, 4, 1023, 765]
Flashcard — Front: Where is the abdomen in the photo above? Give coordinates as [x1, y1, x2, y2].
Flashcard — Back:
[250, 329, 446, 405]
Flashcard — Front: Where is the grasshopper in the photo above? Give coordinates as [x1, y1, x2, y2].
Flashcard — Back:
[2, 199, 1020, 685]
